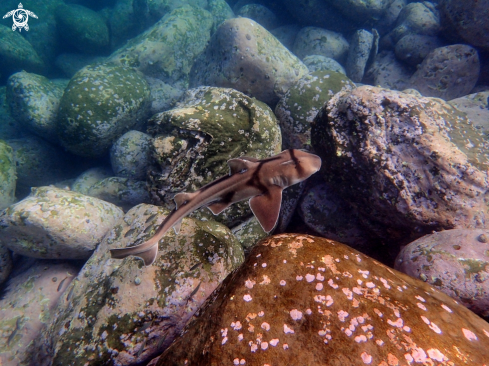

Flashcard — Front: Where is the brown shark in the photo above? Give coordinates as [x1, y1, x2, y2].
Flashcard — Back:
[110, 149, 322, 266]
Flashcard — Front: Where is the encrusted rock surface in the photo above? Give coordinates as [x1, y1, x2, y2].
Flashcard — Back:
[395, 229, 489, 318]
[312, 86, 489, 244]
[153, 234, 489, 365]
[0, 186, 123, 259]
[0, 140, 16, 210]
[35, 204, 244, 366]
[110, 130, 153, 181]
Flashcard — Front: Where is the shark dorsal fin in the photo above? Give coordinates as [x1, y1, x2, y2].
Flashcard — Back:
[227, 158, 258, 175]
[174, 192, 192, 210]
[249, 186, 283, 233]
[207, 201, 231, 215]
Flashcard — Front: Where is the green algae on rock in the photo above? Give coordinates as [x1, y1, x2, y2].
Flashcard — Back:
[0, 140, 16, 210]
[57, 63, 150, 157]
[147, 86, 282, 228]
[154, 234, 489, 365]
[275, 70, 354, 150]
[37, 203, 244, 366]
[190, 17, 309, 106]
[0, 186, 123, 259]
[6, 71, 64, 144]
[110, 130, 153, 181]
[0, 258, 80, 366]
[312, 86, 489, 245]
[108, 5, 213, 86]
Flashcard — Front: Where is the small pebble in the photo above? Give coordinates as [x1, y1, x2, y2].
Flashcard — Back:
[477, 234, 488, 243]
[135, 277, 141, 285]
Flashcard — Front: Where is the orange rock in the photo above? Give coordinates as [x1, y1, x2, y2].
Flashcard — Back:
[153, 234, 489, 365]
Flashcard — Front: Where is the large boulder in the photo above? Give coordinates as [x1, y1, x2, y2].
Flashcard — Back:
[311, 86, 489, 244]
[57, 63, 150, 157]
[153, 234, 489, 365]
[36, 203, 244, 366]
[0, 140, 16, 210]
[189, 17, 309, 106]
[0, 186, 123, 259]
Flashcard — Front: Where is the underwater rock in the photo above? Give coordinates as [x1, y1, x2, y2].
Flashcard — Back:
[275, 70, 354, 150]
[297, 180, 371, 253]
[110, 130, 153, 181]
[449, 91, 489, 135]
[0, 186, 123, 259]
[6, 71, 64, 144]
[147, 86, 281, 228]
[293, 27, 349, 63]
[396, 228, 489, 319]
[108, 5, 213, 86]
[0, 87, 24, 140]
[153, 233, 489, 365]
[87, 177, 151, 211]
[327, 0, 390, 23]
[282, 0, 354, 33]
[231, 215, 267, 249]
[439, 0, 489, 51]
[54, 53, 107, 78]
[57, 63, 150, 157]
[71, 167, 113, 195]
[0, 25, 45, 81]
[302, 55, 346, 75]
[236, 4, 278, 30]
[146, 76, 185, 115]
[364, 50, 412, 91]
[381, 2, 440, 49]
[409, 44, 480, 101]
[373, 0, 406, 36]
[0, 242, 12, 286]
[190, 17, 308, 106]
[54, 4, 109, 54]
[207, 0, 235, 34]
[270, 25, 300, 51]
[312, 86, 489, 244]
[0, 258, 80, 366]
[394, 34, 445, 67]
[345, 29, 375, 83]
[37, 203, 244, 366]
[7, 136, 79, 198]
[0, 140, 16, 210]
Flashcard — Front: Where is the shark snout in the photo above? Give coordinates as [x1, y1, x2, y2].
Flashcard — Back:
[294, 150, 322, 177]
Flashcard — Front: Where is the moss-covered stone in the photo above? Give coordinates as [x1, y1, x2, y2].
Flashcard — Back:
[6, 71, 64, 144]
[147, 86, 282, 228]
[36, 203, 244, 366]
[275, 70, 354, 150]
[0, 140, 16, 210]
[71, 167, 113, 195]
[57, 63, 150, 157]
[110, 130, 153, 180]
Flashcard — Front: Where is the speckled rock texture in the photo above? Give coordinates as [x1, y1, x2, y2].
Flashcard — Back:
[395, 229, 489, 319]
[111, 130, 153, 181]
[146, 77, 184, 115]
[439, 0, 489, 51]
[6, 71, 64, 144]
[275, 70, 354, 150]
[409, 44, 480, 101]
[36, 203, 244, 366]
[0, 25, 44, 80]
[153, 234, 489, 365]
[189, 17, 308, 106]
[208, 0, 234, 34]
[0, 258, 80, 366]
[293, 27, 349, 63]
[54, 4, 109, 54]
[382, 2, 440, 49]
[0, 140, 16, 210]
[147, 86, 281, 228]
[311, 86, 489, 245]
[364, 51, 412, 91]
[0, 243, 12, 286]
[449, 91, 489, 135]
[0, 87, 24, 140]
[57, 63, 150, 157]
[108, 5, 213, 86]
[0, 186, 123, 259]
[394, 35, 445, 67]
[71, 167, 113, 195]
[236, 4, 278, 30]
[87, 177, 151, 212]
[303, 55, 346, 75]
[7, 136, 78, 197]
[345, 29, 375, 83]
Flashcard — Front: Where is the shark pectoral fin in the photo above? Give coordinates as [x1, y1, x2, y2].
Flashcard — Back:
[174, 192, 193, 210]
[172, 219, 182, 234]
[227, 158, 258, 175]
[207, 201, 231, 215]
[249, 186, 283, 233]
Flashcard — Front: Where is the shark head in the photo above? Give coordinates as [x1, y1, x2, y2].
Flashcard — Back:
[270, 149, 322, 188]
